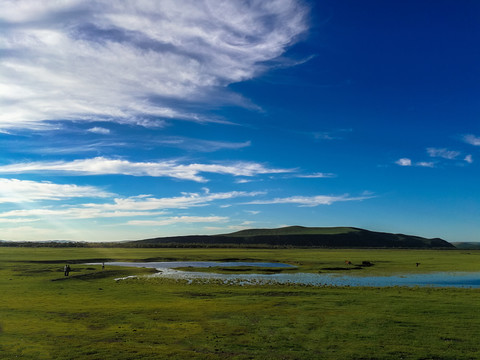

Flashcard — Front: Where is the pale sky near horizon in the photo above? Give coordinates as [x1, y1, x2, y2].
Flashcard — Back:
[0, 0, 479, 242]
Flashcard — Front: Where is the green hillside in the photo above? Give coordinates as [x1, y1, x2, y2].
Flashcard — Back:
[130, 226, 454, 249]
[452, 242, 480, 250]
[0, 226, 455, 249]
[220, 226, 360, 237]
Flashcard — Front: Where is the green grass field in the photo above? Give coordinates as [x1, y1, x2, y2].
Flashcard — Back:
[1, 247, 480, 359]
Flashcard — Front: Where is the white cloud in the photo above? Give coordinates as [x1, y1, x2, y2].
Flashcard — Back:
[0, 178, 112, 203]
[0, 0, 308, 130]
[127, 216, 228, 226]
[245, 194, 373, 207]
[464, 134, 480, 146]
[87, 127, 110, 135]
[395, 158, 412, 166]
[158, 138, 251, 152]
[427, 148, 460, 160]
[0, 207, 166, 220]
[295, 172, 336, 178]
[0, 157, 292, 182]
[416, 161, 434, 168]
[0, 190, 262, 220]
[396, 158, 435, 168]
[82, 191, 264, 212]
[0, 218, 40, 224]
[235, 179, 254, 184]
[464, 154, 473, 163]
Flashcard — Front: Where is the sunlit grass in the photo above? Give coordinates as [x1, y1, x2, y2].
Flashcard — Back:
[1, 247, 480, 359]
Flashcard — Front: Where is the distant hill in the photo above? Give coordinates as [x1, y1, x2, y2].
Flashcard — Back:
[451, 242, 480, 250]
[129, 226, 454, 249]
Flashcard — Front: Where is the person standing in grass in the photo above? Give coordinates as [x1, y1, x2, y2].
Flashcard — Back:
[64, 264, 71, 276]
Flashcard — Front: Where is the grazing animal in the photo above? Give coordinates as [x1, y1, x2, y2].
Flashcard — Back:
[345, 260, 352, 265]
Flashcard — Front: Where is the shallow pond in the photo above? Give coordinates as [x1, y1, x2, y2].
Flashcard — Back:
[97, 261, 480, 288]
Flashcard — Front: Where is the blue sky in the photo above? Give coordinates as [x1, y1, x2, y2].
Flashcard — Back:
[0, 0, 479, 242]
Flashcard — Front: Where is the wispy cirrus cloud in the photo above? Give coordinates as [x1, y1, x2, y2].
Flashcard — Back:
[0, 0, 308, 130]
[395, 144, 474, 168]
[312, 128, 353, 141]
[0, 190, 263, 220]
[81, 191, 264, 212]
[0, 207, 167, 220]
[0, 178, 112, 203]
[1, 133, 251, 156]
[127, 216, 228, 226]
[156, 138, 252, 152]
[416, 161, 435, 168]
[294, 172, 336, 179]
[426, 148, 461, 160]
[395, 158, 434, 167]
[0, 157, 293, 182]
[463, 134, 480, 146]
[245, 193, 373, 207]
[0, 218, 40, 224]
[87, 127, 111, 135]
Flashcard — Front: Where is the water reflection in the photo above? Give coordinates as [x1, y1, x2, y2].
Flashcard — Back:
[99, 261, 480, 288]
[104, 261, 295, 269]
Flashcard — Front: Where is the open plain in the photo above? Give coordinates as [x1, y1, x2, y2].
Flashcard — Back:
[1, 247, 480, 359]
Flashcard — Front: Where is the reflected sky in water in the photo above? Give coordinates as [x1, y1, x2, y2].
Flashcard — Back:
[99, 262, 480, 288]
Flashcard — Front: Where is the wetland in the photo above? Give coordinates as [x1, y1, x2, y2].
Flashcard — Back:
[2, 247, 480, 359]
[101, 261, 480, 288]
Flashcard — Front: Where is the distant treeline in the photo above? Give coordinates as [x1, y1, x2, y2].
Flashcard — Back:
[0, 241, 89, 247]
[0, 241, 305, 249]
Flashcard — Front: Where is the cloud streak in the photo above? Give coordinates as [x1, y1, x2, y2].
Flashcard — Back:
[464, 134, 480, 146]
[87, 127, 111, 135]
[0, 0, 308, 130]
[156, 138, 252, 152]
[427, 148, 460, 160]
[395, 158, 434, 167]
[0, 157, 292, 182]
[127, 216, 228, 226]
[0, 178, 112, 203]
[245, 194, 373, 207]
[295, 172, 336, 179]
[0, 190, 263, 219]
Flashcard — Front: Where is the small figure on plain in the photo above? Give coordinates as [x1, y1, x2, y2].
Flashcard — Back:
[102, 262, 105, 271]
[64, 264, 71, 276]
[345, 260, 352, 265]
[416, 262, 420, 267]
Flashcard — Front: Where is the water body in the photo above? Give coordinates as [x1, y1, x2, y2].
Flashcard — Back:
[103, 261, 295, 269]
[98, 261, 480, 288]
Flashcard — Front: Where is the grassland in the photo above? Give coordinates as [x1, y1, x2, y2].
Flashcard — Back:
[1, 247, 480, 359]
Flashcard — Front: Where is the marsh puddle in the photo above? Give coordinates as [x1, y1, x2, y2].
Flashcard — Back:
[96, 261, 480, 288]
[103, 261, 295, 269]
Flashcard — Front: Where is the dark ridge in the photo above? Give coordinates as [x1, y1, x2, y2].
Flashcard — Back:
[451, 242, 480, 250]
[129, 227, 454, 249]
[0, 226, 455, 249]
